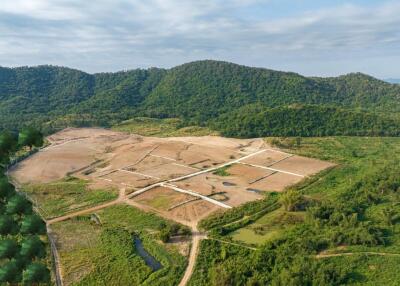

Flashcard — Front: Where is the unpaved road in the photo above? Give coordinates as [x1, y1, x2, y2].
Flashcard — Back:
[178, 227, 206, 286]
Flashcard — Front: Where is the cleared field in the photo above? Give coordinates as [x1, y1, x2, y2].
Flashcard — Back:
[249, 172, 303, 192]
[241, 149, 290, 166]
[271, 155, 335, 176]
[10, 127, 334, 226]
[133, 186, 193, 211]
[175, 173, 263, 207]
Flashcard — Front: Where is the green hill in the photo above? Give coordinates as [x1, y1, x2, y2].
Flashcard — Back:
[0, 60, 399, 136]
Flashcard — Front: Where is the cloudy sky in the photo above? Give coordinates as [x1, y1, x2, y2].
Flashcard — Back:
[0, 0, 399, 78]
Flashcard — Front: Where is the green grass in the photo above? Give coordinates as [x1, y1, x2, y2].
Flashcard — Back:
[231, 207, 305, 245]
[22, 177, 118, 219]
[212, 165, 231, 177]
[52, 204, 187, 286]
[112, 117, 218, 137]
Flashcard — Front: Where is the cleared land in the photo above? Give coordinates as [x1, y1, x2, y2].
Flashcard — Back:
[10, 127, 334, 225]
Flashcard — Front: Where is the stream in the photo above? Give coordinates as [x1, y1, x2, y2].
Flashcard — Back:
[133, 237, 163, 272]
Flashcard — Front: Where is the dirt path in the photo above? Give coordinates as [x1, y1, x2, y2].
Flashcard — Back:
[316, 251, 400, 259]
[178, 227, 206, 286]
[47, 225, 64, 286]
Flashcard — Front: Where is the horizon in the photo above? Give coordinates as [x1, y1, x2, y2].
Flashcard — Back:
[0, 60, 398, 82]
[0, 0, 399, 78]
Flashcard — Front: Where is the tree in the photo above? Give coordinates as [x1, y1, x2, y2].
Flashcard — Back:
[18, 127, 44, 150]
[0, 239, 19, 260]
[0, 215, 17, 235]
[0, 260, 21, 283]
[20, 214, 46, 235]
[380, 206, 398, 227]
[5, 195, 32, 216]
[159, 228, 171, 243]
[20, 236, 45, 259]
[22, 263, 50, 284]
[279, 190, 304, 212]
[0, 131, 17, 160]
[0, 178, 15, 202]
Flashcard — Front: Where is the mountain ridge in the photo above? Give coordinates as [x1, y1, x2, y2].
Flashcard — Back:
[0, 60, 399, 136]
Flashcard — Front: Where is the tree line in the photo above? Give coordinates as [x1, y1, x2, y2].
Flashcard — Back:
[0, 127, 49, 284]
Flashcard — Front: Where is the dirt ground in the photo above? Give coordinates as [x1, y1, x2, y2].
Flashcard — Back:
[271, 155, 335, 176]
[10, 127, 335, 225]
[132, 186, 193, 211]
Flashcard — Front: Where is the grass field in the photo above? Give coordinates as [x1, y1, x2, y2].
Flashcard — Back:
[231, 207, 305, 245]
[22, 177, 118, 219]
[112, 117, 218, 137]
[52, 204, 187, 286]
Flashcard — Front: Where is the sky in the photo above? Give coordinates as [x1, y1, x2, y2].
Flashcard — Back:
[0, 0, 399, 78]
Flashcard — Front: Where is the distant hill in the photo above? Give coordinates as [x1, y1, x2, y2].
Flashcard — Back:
[385, 78, 400, 84]
[0, 60, 399, 136]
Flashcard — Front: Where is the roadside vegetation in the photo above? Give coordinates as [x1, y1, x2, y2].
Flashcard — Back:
[52, 204, 189, 286]
[0, 128, 52, 284]
[190, 136, 400, 285]
[22, 177, 118, 219]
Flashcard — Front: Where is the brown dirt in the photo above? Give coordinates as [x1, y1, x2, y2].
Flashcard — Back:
[227, 164, 275, 184]
[132, 186, 193, 211]
[250, 172, 303, 192]
[241, 149, 290, 166]
[271, 155, 335, 176]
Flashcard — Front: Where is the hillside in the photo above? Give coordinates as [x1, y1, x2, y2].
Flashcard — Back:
[0, 61, 399, 136]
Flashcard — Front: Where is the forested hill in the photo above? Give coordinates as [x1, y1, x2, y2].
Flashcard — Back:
[0, 61, 399, 136]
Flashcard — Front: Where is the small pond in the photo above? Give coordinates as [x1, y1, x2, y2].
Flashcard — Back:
[133, 237, 163, 272]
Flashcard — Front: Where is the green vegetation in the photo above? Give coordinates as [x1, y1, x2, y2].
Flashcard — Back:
[112, 117, 217, 137]
[190, 137, 400, 285]
[52, 204, 188, 285]
[22, 177, 118, 219]
[1, 61, 400, 137]
[212, 166, 231, 177]
[0, 129, 51, 284]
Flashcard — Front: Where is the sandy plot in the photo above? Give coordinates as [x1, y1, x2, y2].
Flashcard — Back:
[175, 173, 263, 207]
[250, 172, 303, 192]
[242, 149, 290, 166]
[167, 136, 265, 153]
[151, 141, 189, 161]
[129, 155, 170, 172]
[178, 144, 239, 167]
[271, 155, 335, 176]
[133, 186, 193, 211]
[227, 164, 275, 184]
[9, 143, 97, 184]
[140, 163, 197, 180]
[101, 170, 158, 188]
[169, 200, 222, 224]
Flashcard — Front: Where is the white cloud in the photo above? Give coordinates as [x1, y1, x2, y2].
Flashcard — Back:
[0, 0, 399, 77]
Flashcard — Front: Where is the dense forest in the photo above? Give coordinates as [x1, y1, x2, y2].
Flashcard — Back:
[0, 61, 399, 137]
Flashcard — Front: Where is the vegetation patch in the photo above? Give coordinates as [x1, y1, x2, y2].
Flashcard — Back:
[191, 137, 400, 285]
[52, 204, 188, 286]
[22, 177, 118, 219]
[112, 117, 218, 137]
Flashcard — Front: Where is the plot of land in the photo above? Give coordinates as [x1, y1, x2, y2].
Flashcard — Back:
[9, 127, 334, 225]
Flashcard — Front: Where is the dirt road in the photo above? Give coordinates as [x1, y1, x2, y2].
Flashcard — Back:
[178, 227, 206, 286]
